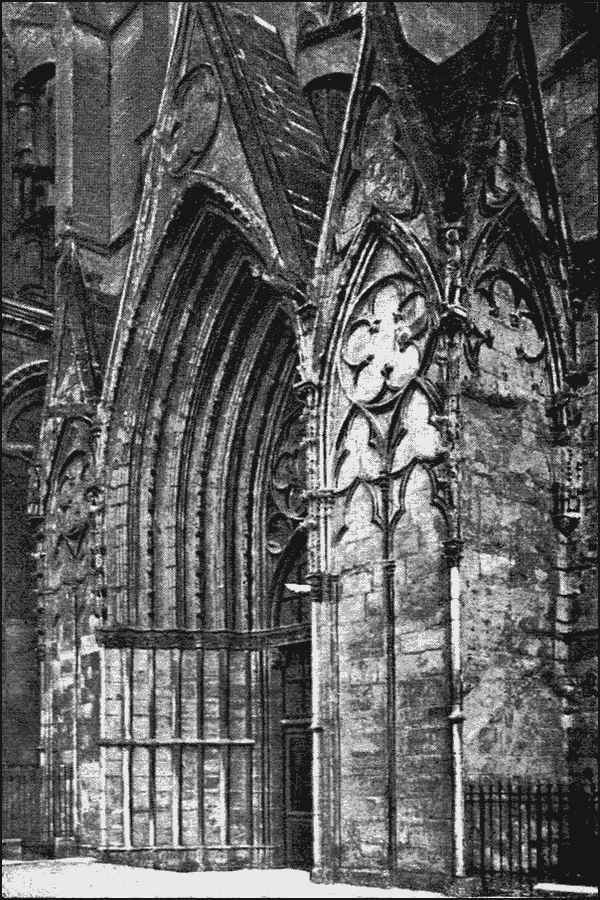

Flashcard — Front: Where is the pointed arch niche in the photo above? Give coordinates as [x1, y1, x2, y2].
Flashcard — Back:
[460, 211, 571, 782]
[99, 195, 311, 868]
[317, 220, 455, 882]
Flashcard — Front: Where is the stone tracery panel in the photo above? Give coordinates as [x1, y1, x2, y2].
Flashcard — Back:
[266, 393, 310, 628]
[324, 232, 451, 874]
[337, 93, 421, 251]
[330, 240, 440, 507]
[460, 235, 567, 779]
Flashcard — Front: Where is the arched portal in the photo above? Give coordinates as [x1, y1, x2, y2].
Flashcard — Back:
[101, 199, 312, 868]
[2, 361, 47, 765]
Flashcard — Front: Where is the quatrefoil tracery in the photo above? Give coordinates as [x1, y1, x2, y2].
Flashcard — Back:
[339, 277, 429, 408]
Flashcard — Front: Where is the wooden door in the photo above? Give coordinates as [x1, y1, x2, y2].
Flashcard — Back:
[283, 725, 312, 868]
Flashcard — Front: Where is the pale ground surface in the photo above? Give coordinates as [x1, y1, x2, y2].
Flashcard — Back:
[2, 859, 447, 899]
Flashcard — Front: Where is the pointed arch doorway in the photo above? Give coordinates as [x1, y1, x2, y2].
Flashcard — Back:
[266, 433, 313, 870]
[101, 200, 315, 869]
[270, 577, 313, 869]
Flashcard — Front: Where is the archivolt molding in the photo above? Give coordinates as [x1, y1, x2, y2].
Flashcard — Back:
[2, 359, 48, 437]
[102, 194, 310, 630]
[319, 213, 443, 481]
[99, 186, 284, 469]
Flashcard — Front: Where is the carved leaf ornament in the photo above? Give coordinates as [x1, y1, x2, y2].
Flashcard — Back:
[338, 102, 420, 250]
[473, 268, 546, 365]
[339, 276, 428, 406]
[161, 65, 221, 177]
[55, 451, 94, 558]
[267, 404, 308, 556]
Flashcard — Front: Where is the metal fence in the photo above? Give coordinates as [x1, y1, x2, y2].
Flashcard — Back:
[465, 778, 599, 894]
[2, 763, 74, 848]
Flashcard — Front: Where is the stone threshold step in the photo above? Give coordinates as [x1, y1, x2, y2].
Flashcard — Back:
[533, 884, 599, 899]
[2, 838, 23, 859]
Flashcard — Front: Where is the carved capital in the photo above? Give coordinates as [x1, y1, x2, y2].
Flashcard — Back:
[438, 300, 471, 339]
[551, 442, 583, 536]
[546, 391, 582, 443]
[160, 65, 221, 177]
[293, 378, 320, 410]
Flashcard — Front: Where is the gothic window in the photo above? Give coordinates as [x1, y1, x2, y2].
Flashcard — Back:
[13, 62, 55, 222]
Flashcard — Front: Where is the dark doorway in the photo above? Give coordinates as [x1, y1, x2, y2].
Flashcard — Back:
[279, 641, 312, 868]
[283, 726, 312, 868]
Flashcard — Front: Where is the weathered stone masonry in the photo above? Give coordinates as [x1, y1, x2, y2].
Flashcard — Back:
[2, 1, 597, 891]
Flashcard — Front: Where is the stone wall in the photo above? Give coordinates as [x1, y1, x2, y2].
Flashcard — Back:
[1, 0, 596, 887]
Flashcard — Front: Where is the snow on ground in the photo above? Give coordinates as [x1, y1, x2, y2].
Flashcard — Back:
[2, 859, 446, 899]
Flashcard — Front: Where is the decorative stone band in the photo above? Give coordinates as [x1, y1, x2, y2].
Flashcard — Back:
[95, 623, 311, 650]
[98, 737, 255, 747]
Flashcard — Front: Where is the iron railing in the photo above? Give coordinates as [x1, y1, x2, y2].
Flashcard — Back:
[465, 777, 599, 894]
[2, 763, 74, 848]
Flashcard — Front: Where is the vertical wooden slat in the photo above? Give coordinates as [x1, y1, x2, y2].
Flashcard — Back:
[498, 779, 504, 875]
[507, 778, 514, 879]
[245, 648, 253, 853]
[124, 647, 132, 848]
[487, 782, 494, 880]
[220, 648, 230, 847]
[196, 647, 205, 849]
[557, 781, 565, 877]
[517, 780, 524, 884]
[478, 782, 486, 892]
[526, 780, 533, 880]
[547, 781, 554, 874]
[149, 647, 156, 848]
[174, 647, 182, 848]
[535, 781, 544, 879]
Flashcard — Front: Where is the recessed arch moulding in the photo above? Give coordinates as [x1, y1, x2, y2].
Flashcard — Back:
[45, 6, 586, 882]
[303, 192, 582, 886]
[92, 194, 313, 868]
[81, 171, 579, 887]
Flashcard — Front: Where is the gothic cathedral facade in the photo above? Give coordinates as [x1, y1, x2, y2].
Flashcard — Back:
[2, 1, 597, 890]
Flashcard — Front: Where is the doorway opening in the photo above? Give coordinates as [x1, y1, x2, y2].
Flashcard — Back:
[276, 640, 312, 869]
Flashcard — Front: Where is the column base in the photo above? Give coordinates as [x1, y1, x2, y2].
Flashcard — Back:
[446, 874, 483, 897]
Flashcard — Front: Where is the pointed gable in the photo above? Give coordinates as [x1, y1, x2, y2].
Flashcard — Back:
[196, 3, 332, 273]
[320, 2, 571, 273]
[318, 1, 440, 263]
[48, 233, 101, 410]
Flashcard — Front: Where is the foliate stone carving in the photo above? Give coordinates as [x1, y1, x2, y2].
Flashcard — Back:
[298, 2, 363, 42]
[481, 79, 527, 216]
[552, 443, 583, 535]
[474, 269, 545, 363]
[161, 65, 221, 177]
[331, 244, 444, 526]
[272, 413, 308, 522]
[338, 101, 420, 250]
[266, 400, 307, 556]
[54, 451, 95, 559]
[338, 273, 429, 408]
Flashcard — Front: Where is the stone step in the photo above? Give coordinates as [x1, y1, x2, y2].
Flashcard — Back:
[2, 837, 23, 859]
[533, 883, 599, 899]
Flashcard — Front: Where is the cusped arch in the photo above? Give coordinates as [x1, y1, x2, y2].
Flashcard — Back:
[101, 182, 290, 431]
[465, 200, 574, 400]
[2, 360, 48, 450]
[317, 211, 444, 490]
